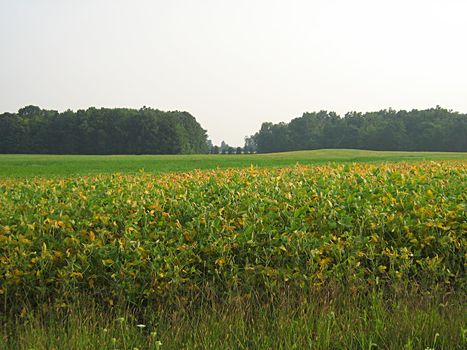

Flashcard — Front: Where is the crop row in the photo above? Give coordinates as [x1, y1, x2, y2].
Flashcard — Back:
[0, 162, 465, 308]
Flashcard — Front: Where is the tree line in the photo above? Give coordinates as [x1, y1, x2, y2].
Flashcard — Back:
[0, 106, 208, 154]
[1, 105, 466, 155]
[207, 141, 244, 154]
[246, 107, 467, 153]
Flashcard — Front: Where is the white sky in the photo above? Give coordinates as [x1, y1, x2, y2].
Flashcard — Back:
[1, 0, 466, 146]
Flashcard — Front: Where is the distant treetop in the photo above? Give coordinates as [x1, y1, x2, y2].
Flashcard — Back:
[246, 107, 467, 153]
[0, 106, 209, 154]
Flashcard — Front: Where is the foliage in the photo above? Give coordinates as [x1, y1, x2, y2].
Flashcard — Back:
[249, 107, 467, 153]
[1, 162, 465, 310]
[0, 106, 208, 154]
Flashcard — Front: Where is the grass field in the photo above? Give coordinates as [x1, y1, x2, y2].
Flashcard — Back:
[1, 149, 466, 177]
[3, 292, 464, 349]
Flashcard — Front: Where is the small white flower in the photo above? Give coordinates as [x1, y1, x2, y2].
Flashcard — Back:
[136, 324, 146, 328]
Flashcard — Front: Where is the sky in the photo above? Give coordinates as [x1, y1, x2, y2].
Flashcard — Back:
[1, 0, 466, 146]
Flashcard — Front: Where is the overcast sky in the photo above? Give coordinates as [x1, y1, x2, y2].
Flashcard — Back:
[1, 0, 466, 145]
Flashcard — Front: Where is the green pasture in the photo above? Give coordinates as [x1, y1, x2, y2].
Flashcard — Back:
[1, 149, 466, 178]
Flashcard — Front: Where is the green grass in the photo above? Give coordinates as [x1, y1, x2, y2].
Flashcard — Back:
[1, 291, 465, 349]
[1, 149, 466, 178]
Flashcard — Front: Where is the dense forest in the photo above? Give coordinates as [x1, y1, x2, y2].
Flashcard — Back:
[0, 106, 208, 154]
[1, 106, 466, 154]
[246, 107, 467, 153]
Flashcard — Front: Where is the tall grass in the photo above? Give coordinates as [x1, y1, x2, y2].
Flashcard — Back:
[1, 290, 465, 349]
